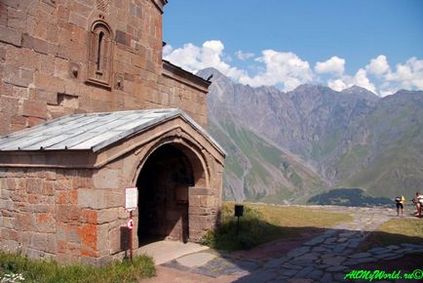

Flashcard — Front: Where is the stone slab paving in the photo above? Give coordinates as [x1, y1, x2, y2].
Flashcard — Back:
[137, 240, 209, 265]
[176, 252, 217, 268]
[161, 206, 423, 282]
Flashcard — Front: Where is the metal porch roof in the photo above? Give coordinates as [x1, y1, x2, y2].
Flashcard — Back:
[0, 108, 225, 155]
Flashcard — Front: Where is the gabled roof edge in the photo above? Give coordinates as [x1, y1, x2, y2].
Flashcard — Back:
[90, 108, 227, 157]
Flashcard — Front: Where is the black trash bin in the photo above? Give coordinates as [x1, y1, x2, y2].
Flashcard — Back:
[234, 204, 244, 217]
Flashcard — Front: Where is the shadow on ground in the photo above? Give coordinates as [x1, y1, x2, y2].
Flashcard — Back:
[161, 214, 423, 282]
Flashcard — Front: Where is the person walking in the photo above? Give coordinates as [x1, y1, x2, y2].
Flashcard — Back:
[415, 192, 423, 217]
[395, 195, 405, 216]
[412, 192, 423, 217]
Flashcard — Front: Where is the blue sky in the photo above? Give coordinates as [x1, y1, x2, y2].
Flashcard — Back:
[162, 0, 423, 96]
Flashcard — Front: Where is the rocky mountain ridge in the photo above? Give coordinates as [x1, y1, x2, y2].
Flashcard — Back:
[199, 68, 423, 203]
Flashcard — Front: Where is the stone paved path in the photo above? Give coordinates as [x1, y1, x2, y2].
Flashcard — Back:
[159, 206, 423, 282]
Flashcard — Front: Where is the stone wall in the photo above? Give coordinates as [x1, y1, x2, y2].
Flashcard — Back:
[0, 0, 209, 136]
[0, 116, 224, 264]
[0, 167, 98, 263]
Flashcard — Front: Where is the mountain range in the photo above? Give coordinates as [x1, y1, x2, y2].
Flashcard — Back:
[199, 68, 423, 205]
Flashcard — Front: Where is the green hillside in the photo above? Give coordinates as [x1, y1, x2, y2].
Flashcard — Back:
[335, 91, 423, 199]
[208, 119, 326, 204]
[341, 146, 423, 199]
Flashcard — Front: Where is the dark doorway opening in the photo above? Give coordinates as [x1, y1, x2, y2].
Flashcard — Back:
[137, 144, 194, 246]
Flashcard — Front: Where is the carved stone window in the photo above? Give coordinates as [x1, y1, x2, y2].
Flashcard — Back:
[87, 20, 113, 89]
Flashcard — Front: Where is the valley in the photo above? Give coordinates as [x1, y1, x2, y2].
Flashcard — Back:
[200, 68, 423, 205]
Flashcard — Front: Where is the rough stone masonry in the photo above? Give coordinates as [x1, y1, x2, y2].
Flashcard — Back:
[0, 0, 225, 265]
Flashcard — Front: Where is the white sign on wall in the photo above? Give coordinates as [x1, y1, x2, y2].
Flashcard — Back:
[125, 187, 138, 210]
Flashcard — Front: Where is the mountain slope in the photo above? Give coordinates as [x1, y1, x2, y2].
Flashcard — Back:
[337, 90, 423, 196]
[208, 118, 326, 204]
[199, 68, 423, 203]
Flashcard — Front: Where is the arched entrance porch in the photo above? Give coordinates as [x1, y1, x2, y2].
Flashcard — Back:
[136, 143, 206, 246]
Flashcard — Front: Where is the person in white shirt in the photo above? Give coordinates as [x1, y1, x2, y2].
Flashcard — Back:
[412, 192, 423, 217]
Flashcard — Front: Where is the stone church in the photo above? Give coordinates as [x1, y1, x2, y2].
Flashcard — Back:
[0, 0, 225, 264]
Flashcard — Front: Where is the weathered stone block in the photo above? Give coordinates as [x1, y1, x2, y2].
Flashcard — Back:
[108, 226, 121, 254]
[29, 204, 53, 213]
[0, 199, 14, 211]
[0, 26, 22, 46]
[57, 224, 80, 244]
[42, 181, 55, 196]
[78, 189, 106, 209]
[25, 177, 43, 193]
[34, 72, 65, 93]
[1, 217, 15, 229]
[5, 178, 17, 190]
[78, 223, 97, 253]
[69, 1, 91, 18]
[68, 12, 87, 28]
[1, 227, 18, 241]
[30, 232, 56, 253]
[72, 172, 92, 189]
[56, 190, 78, 205]
[57, 205, 80, 223]
[0, 188, 11, 200]
[27, 116, 46, 127]
[92, 169, 120, 189]
[81, 209, 97, 224]
[115, 30, 131, 46]
[54, 176, 72, 191]
[6, 6, 26, 30]
[96, 224, 109, 256]
[104, 191, 123, 208]
[97, 208, 119, 224]
[3, 66, 34, 87]
[15, 213, 34, 231]
[0, 4, 7, 26]
[21, 33, 52, 55]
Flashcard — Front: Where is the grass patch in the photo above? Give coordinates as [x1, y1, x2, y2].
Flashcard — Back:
[248, 203, 353, 228]
[201, 202, 352, 251]
[0, 253, 155, 283]
[361, 218, 423, 249]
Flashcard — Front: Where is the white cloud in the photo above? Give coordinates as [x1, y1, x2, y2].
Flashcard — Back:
[162, 44, 173, 57]
[353, 68, 377, 93]
[164, 40, 423, 96]
[163, 42, 201, 73]
[325, 69, 376, 94]
[360, 55, 423, 95]
[366, 55, 390, 76]
[235, 50, 255, 61]
[328, 79, 348, 92]
[239, 50, 313, 91]
[323, 55, 423, 96]
[386, 57, 423, 90]
[163, 40, 244, 80]
[315, 56, 345, 76]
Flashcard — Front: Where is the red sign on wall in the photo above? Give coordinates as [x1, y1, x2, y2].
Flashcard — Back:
[127, 219, 134, 230]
